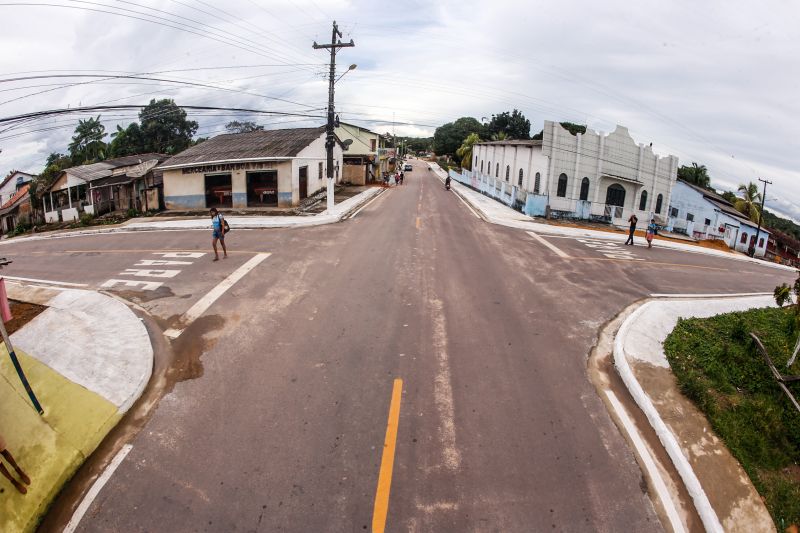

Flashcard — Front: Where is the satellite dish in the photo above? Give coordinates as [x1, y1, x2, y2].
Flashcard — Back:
[342, 139, 353, 151]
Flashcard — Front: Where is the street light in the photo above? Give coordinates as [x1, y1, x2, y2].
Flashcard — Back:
[335, 64, 357, 84]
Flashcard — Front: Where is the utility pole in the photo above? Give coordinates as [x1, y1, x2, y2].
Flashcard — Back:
[313, 21, 354, 213]
[751, 177, 772, 257]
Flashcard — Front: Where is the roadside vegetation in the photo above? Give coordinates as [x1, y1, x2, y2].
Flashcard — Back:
[664, 297, 800, 528]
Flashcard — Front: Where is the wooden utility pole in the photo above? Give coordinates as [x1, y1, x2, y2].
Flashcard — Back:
[313, 22, 354, 213]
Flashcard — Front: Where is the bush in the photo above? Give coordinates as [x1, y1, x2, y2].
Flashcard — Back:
[79, 213, 94, 226]
[126, 208, 140, 218]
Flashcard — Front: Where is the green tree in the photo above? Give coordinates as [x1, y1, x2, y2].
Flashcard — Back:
[677, 162, 711, 189]
[433, 117, 483, 157]
[108, 123, 146, 157]
[225, 120, 264, 134]
[485, 109, 531, 140]
[138, 99, 198, 154]
[68, 116, 107, 164]
[531, 121, 586, 140]
[735, 182, 762, 223]
[456, 132, 482, 170]
[720, 190, 738, 204]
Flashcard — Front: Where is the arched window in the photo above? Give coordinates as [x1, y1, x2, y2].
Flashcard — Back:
[487, 161, 490, 174]
[534, 172, 541, 194]
[557, 173, 568, 197]
[639, 190, 648, 211]
[496, 163, 500, 178]
[579, 177, 590, 201]
[480, 160, 484, 173]
[518, 169, 523, 187]
[505, 165, 510, 181]
[605, 184, 626, 207]
[655, 194, 663, 214]
[475, 156, 478, 168]
[740, 232, 748, 244]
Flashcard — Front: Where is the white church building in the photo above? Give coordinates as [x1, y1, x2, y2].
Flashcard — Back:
[459, 121, 679, 227]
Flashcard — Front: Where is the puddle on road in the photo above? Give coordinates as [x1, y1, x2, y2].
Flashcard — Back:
[114, 285, 180, 303]
[163, 314, 225, 391]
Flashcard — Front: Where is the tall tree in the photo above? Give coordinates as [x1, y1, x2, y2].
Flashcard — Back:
[433, 117, 483, 157]
[138, 99, 198, 154]
[225, 120, 264, 134]
[735, 182, 762, 223]
[108, 123, 146, 157]
[677, 162, 711, 189]
[456, 132, 481, 170]
[485, 109, 531, 140]
[68, 116, 107, 164]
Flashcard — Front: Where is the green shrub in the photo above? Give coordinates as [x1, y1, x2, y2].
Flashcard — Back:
[79, 213, 94, 226]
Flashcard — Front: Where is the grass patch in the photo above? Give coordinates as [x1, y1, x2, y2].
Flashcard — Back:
[664, 306, 800, 528]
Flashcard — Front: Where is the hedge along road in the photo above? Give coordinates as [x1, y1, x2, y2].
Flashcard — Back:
[5, 159, 794, 532]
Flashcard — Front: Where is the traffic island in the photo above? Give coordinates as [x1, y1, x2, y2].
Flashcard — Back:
[0, 283, 153, 532]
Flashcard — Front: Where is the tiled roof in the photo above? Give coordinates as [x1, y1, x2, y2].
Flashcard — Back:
[63, 154, 167, 182]
[0, 183, 30, 210]
[159, 127, 329, 168]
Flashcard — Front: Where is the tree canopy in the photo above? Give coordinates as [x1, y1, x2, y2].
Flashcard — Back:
[677, 163, 711, 189]
[531, 121, 586, 140]
[138, 99, 199, 154]
[456, 133, 481, 170]
[484, 109, 531, 140]
[68, 116, 107, 164]
[433, 117, 483, 157]
[735, 182, 762, 223]
[225, 120, 264, 134]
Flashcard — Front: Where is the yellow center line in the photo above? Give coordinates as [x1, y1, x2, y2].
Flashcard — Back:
[30, 249, 268, 255]
[415, 217, 421, 229]
[372, 378, 403, 533]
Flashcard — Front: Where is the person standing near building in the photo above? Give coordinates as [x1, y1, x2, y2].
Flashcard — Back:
[0, 432, 30, 494]
[625, 214, 638, 245]
[210, 208, 228, 261]
[646, 218, 657, 248]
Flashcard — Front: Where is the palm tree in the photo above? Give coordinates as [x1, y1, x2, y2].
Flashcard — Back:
[456, 133, 481, 170]
[68, 116, 107, 164]
[735, 182, 762, 223]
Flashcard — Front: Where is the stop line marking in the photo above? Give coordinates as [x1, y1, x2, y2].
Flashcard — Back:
[164, 252, 271, 340]
[527, 231, 570, 258]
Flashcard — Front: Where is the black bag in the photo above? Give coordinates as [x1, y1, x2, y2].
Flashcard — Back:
[223, 218, 231, 234]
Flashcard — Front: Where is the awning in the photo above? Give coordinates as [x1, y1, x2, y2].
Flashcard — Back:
[90, 174, 137, 188]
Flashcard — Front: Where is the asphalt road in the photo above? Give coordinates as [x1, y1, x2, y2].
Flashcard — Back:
[7, 160, 794, 532]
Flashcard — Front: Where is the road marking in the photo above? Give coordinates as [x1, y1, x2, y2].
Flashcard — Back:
[64, 444, 133, 533]
[348, 189, 386, 219]
[121, 268, 181, 278]
[372, 378, 403, 533]
[570, 257, 728, 271]
[101, 279, 164, 291]
[135, 259, 193, 266]
[526, 231, 570, 258]
[164, 252, 271, 339]
[651, 292, 772, 298]
[1, 275, 88, 287]
[153, 251, 206, 258]
[605, 391, 686, 533]
[416, 217, 421, 229]
[577, 238, 643, 261]
[452, 190, 481, 219]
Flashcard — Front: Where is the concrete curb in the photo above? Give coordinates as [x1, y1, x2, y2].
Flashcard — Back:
[613, 295, 783, 533]
[433, 164, 796, 273]
[614, 301, 725, 533]
[0, 187, 383, 244]
[7, 281, 153, 413]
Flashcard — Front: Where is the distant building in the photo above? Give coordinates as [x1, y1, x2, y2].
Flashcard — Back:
[0, 183, 32, 233]
[468, 121, 678, 226]
[0, 171, 35, 206]
[160, 127, 343, 209]
[335, 122, 383, 185]
[42, 154, 167, 223]
[667, 180, 769, 257]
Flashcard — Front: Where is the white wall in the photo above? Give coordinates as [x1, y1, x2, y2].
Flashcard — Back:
[667, 181, 722, 238]
[472, 143, 549, 194]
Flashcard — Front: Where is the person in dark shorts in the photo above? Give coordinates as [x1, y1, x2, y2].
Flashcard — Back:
[210, 208, 228, 261]
[0, 432, 30, 494]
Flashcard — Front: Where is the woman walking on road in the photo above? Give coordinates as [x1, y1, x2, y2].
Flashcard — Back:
[210, 208, 228, 261]
[625, 214, 638, 245]
[646, 219, 657, 248]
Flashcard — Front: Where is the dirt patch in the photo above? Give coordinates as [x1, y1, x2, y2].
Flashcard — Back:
[163, 314, 226, 391]
[6, 300, 46, 335]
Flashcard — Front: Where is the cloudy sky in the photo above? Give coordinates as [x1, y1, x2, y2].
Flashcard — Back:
[0, 1, 798, 218]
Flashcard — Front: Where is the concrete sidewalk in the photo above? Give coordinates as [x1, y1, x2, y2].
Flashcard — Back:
[1, 187, 384, 245]
[431, 164, 795, 273]
[615, 295, 778, 533]
[1, 282, 153, 532]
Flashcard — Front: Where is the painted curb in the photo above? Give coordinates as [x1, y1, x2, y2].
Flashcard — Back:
[614, 300, 724, 533]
